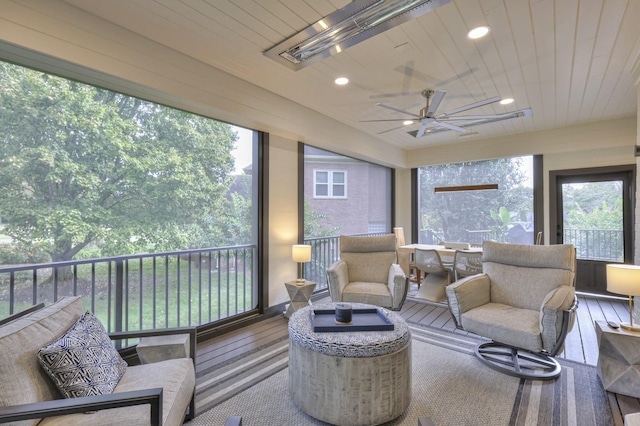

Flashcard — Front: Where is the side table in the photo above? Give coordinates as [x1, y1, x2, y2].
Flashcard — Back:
[595, 320, 640, 397]
[284, 280, 316, 318]
[136, 333, 190, 364]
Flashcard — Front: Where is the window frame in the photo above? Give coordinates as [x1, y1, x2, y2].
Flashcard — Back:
[411, 155, 542, 245]
[0, 54, 267, 331]
[313, 169, 347, 199]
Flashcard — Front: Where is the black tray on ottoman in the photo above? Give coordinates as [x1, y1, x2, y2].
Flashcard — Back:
[311, 308, 394, 332]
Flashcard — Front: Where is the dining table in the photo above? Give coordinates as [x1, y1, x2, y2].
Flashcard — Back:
[397, 244, 482, 286]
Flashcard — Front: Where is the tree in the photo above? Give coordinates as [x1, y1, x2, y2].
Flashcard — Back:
[562, 181, 623, 229]
[303, 197, 340, 238]
[0, 62, 237, 262]
[418, 157, 532, 242]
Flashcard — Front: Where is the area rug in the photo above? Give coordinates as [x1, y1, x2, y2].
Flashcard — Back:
[187, 323, 613, 425]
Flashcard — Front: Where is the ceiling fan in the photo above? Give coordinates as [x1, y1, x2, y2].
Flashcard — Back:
[362, 89, 533, 138]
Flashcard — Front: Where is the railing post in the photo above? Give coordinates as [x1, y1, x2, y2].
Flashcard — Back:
[115, 260, 124, 334]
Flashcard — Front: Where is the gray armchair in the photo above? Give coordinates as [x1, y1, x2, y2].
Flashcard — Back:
[446, 241, 578, 379]
[327, 234, 408, 311]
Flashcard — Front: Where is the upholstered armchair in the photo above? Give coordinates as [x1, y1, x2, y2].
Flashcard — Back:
[327, 234, 408, 311]
[446, 241, 578, 379]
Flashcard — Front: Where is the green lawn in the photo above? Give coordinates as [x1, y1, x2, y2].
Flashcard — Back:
[0, 256, 256, 331]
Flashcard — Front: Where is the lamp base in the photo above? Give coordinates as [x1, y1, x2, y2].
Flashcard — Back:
[619, 322, 640, 332]
[295, 278, 306, 286]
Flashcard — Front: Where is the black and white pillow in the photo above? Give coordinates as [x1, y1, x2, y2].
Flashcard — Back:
[37, 312, 127, 398]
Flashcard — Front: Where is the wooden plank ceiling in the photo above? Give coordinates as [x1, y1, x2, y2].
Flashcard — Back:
[61, 0, 640, 150]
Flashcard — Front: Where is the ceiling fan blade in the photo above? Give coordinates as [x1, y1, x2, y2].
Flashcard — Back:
[415, 121, 429, 138]
[376, 103, 419, 117]
[442, 96, 501, 116]
[360, 118, 416, 122]
[377, 125, 405, 135]
[370, 90, 422, 100]
[434, 120, 466, 133]
[426, 90, 446, 116]
[439, 108, 533, 121]
[438, 114, 502, 121]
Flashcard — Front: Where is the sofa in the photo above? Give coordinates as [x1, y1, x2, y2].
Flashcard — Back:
[0, 296, 196, 425]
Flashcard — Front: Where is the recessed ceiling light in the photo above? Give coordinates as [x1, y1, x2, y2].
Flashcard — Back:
[335, 77, 349, 85]
[500, 98, 514, 105]
[468, 26, 490, 39]
[403, 120, 414, 125]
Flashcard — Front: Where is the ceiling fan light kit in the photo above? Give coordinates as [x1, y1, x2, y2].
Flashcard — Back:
[264, 0, 452, 71]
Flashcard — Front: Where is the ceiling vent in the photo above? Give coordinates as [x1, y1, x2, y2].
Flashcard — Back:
[264, 0, 452, 71]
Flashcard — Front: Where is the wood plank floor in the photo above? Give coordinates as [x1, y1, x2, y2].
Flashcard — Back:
[194, 291, 640, 425]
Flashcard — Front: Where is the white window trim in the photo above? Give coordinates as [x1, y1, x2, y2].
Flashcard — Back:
[314, 170, 347, 199]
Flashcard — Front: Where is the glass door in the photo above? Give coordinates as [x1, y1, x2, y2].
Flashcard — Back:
[551, 167, 634, 295]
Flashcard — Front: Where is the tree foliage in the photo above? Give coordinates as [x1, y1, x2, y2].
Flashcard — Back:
[0, 62, 238, 262]
[304, 197, 340, 238]
[419, 157, 532, 242]
[562, 181, 623, 230]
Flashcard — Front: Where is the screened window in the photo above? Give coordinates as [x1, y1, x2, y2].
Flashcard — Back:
[302, 145, 393, 289]
[314, 170, 347, 198]
[0, 60, 261, 327]
[417, 156, 534, 245]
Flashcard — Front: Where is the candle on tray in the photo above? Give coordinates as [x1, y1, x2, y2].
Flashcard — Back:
[335, 303, 352, 324]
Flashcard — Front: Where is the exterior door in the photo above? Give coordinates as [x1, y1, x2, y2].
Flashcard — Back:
[550, 166, 634, 295]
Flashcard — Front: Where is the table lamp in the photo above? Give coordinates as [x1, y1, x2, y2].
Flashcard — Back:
[606, 264, 640, 331]
[292, 244, 311, 284]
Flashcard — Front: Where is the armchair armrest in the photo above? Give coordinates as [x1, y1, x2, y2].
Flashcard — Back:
[387, 264, 408, 311]
[445, 274, 491, 327]
[0, 388, 163, 425]
[539, 286, 578, 354]
[326, 260, 349, 302]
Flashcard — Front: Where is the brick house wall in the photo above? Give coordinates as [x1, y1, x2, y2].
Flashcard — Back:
[304, 147, 391, 236]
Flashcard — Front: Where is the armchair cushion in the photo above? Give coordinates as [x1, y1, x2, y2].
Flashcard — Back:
[342, 251, 396, 283]
[342, 281, 392, 307]
[484, 262, 575, 311]
[38, 358, 195, 426]
[0, 296, 84, 426]
[462, 303, 541, 351]
[37, 312, 127, 399]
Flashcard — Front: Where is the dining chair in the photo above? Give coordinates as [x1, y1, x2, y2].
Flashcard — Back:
[453, 250, 483, 281]
[393, 227, 420, 287]
[413, 248, 451, 302]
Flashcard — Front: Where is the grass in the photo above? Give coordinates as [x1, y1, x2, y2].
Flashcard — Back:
[0, 255, 256, 331]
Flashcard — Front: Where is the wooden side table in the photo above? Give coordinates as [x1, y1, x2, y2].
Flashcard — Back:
[595, 320, 640, 397]
[284, 280, 316, 318]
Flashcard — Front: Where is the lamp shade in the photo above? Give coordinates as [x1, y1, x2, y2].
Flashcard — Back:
[292, 244, 311, 263]
[606, 264, 640, 296]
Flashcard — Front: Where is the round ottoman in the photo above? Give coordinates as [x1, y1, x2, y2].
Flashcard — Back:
[288, 303, 411, 426]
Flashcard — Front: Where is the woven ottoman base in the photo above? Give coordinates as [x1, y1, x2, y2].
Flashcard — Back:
[289, 338, 411, 426]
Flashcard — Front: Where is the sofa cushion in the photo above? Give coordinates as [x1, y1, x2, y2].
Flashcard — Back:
[38, 358, 196, 426]
[0, 296, 84, 426]
[38, 311, 127, 398]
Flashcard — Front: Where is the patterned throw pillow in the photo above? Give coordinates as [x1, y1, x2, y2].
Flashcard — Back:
[37, 311, 127, 398]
